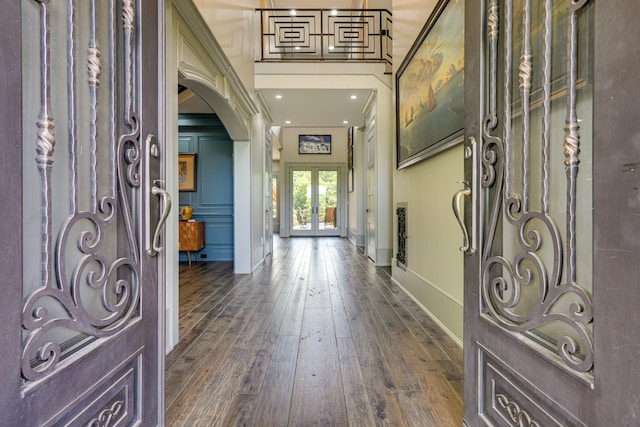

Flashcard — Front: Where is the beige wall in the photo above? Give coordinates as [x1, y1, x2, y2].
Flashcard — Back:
[193, 0, 259, 93]
[391, 0, 464, 344]
[280, 127, 348, 164]
[392, 0, 439, 74]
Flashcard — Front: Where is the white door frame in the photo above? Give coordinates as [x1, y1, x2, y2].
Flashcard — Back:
[284, 163, 347, 238]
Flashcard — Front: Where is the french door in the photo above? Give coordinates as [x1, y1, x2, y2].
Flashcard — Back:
[289, 166, 342, 236]
[0, 0, 165, 425]
[464, 0, 640, 425]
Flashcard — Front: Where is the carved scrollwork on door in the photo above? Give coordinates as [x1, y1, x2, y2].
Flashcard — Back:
[86, 400, 125, 427]
[496, 393, 541, 427]
[21, 0, 141, 381]
[480, 0, 594, 375]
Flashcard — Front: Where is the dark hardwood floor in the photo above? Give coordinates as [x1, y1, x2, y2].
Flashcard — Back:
[166, 236, 463, 426]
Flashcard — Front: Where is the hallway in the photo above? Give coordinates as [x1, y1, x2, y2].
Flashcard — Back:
[166, 237, 463, 426]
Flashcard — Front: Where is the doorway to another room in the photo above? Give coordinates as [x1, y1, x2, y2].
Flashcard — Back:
[288, 166, 343, 237]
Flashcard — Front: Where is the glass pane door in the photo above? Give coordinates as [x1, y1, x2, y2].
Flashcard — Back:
[292, 170, 312, 233]
[290, 167, 341, 236]
[318, 169, 338, 232]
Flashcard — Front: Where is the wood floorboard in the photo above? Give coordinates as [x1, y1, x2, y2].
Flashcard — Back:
[336, 337, 377, 426]
[166, 236, 463, 426]
[290, 303, 347, 425]
[251, 335, 299, 426]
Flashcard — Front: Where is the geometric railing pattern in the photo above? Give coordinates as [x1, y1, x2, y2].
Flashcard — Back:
[256, 8, 392, 73]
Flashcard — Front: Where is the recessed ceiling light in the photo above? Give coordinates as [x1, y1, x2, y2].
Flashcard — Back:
[343, 120, 349, 124]
[294, 46, 301, 50]
[285, 120, 291, 124]
[350, 95, 357, 100]
[331, 10, 338, 16]
[289, 9, 296, 16]
[275, 95, 282, 99]
[329, 46, 335, 50]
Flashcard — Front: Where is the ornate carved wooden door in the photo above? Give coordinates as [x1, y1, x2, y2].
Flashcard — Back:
[464, 0, 640, 425]
[0, 0, 167, 425]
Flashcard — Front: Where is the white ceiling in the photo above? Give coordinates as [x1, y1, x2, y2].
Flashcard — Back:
[178, 87, 372, 129]
[268, 0, 364, 9]
[259, 88, 372, 128]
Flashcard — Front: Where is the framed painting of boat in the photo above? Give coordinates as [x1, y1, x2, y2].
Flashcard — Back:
[396, 0, 464, 169]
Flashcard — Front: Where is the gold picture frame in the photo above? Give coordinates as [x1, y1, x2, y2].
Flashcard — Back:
[178, 153, 197, 192]
[396, 0, 465, 169]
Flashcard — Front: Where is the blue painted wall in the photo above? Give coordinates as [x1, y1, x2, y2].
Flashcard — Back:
[178, 114, 233, 262]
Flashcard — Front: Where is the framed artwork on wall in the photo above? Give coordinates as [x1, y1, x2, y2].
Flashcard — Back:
[298, 134, 332, 154]
[178, 152, 197, 192]
[396, 0, 465, 169]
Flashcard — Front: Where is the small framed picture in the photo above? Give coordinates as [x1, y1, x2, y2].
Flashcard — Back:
[298, 134, 331, 154]
[178, 153, 197, 192]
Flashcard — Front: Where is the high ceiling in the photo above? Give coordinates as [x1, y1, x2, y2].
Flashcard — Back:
[258, 1, 380, 128]
[180, 1, 389, 130]
[267, 0, 364, 9]
[259, 88, 372, 128]
[179, 87, 373, 129]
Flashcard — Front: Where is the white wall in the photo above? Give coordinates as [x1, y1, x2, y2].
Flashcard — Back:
[192, 0, 259, 94]
[251, 116, 268, 270]
[373, 86, 394, 266]
[165, 0, 268, 352]
[165, 1, 180, 353]
[391, 0, 464, 345]
[348, 127, 366, 247]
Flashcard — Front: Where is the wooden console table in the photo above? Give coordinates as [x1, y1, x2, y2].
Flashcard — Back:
[179, 221, 205, 265]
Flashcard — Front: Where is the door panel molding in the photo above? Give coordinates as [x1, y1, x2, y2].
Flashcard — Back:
[478, 346, 580, 427]
[43, 349, 142, 426]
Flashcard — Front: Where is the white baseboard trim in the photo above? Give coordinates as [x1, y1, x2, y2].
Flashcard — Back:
[348, 230, 365, 248]
[252, 257, 265, 272]
[376, 248, 392, 266]
[391, 262, 463, 348]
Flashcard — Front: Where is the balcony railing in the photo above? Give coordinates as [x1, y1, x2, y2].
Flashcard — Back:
[256, 8, 392, 73]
